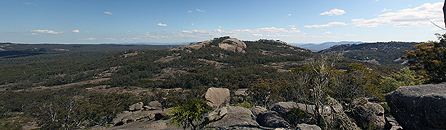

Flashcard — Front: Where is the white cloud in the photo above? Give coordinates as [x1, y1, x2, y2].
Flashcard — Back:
[30, 30, 64, 34]
[196, 9, 205, 12]
[320, 9, 346, 16]
[106, 38, 116, 41]
[133, 27, 302, 41]
[191, 23, 194, 25]
[157, 23, 167, 26]
[288, 25, 297, 30]
[381, 8, 392, 12]
[23, 2, 37, 6]
[304, 22, 347, 28]
[79, 37, 96, 40]
[288, 14, 291, 16]
[345, 34, 356, 36]
[352, 2, 443, 27]
[104, 11, 113, 15]
[219, 26, 222, 28]
[188, 11, 192, 13]
[323, 31, 331, 35]
[72, 30, 79, 33]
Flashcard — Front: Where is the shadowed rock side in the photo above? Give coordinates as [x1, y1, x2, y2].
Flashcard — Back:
[386, 83, 446, 130]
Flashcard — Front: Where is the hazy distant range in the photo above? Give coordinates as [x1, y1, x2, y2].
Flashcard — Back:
[290, 41, 363, 52]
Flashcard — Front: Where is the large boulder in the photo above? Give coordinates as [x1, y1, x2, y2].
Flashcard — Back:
[204, 87, 230, 108]
[129, 102, 144, 111]
[249, 106, 268, 118]
[206, 106, 259, 129]
[144, 101, 163, 110]
[349, 98, 385, 130]
[295, 123, 322, 130]
[256, 111, 291, 128]
[386, 83, 446, 130]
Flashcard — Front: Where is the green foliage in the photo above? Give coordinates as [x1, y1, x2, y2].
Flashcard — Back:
[285, 108, 308, 127]
[169, 98, 211, 130]
[403, 33, 446, 83]
[379, 67, 425, 93]
[327, 63, 382, 103]
[380, 102, 391, 116]
[247, 79, 286, 107]
[236, 101, 254, 108]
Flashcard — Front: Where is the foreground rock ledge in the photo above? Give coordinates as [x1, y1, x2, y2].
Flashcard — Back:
[386, 83, 446, 130]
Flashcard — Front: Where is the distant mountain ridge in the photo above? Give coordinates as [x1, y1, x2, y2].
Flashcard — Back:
[291, 41, 363, 52]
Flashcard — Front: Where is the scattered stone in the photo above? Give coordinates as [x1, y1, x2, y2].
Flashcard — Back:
[204, 87, 230, 108]
[295, 123, 322, 130]
[270, 101, 341, 116]
[386, 83, 446, 130]
[129, 102, 144, 111]
[113, 110, 164, 126]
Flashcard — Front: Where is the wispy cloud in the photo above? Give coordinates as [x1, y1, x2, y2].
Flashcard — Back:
[191, 23, 194, 25]
[323, 31, 331, 35]
[345, 34, 356, 36]
[304, 22, 347, 28]
[72, 30, 79, 33]
[79, 37, 96, 41]
[352, 2, 443, 27]
[320, 9, 346, 16]
[137, 27, 301, 40]
[104, 11, 113, 15]
[30, 30, 64, 35]
[288, 25, 297, 30]
[157, 23, 167, 27]
[188, 11, 192, 13]
[106, 38, 116, 41]
[195, 9, 205, 12]
[23, 2, 37, 6]
[381, 8, 392, 12]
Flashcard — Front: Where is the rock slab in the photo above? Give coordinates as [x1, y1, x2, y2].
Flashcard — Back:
[206, 106, 259, 128]
[205, 87, 230, 108]
[295, 123, 322, 130]
[386, 83, 446, 130]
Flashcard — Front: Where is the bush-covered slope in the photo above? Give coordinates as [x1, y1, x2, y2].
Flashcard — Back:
[319, 42, 420, 67]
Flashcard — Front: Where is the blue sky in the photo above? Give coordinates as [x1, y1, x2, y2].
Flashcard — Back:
[0, 0, 444, 44]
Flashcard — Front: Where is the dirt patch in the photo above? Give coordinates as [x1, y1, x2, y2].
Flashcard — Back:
[123, 52, 138, 58]
[14, 78, 110, 92]
[149, 68, 188, 81]
[86, 86, 153, 96]
[198, 59, 227, 69]
[155, 55, 181, 63]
